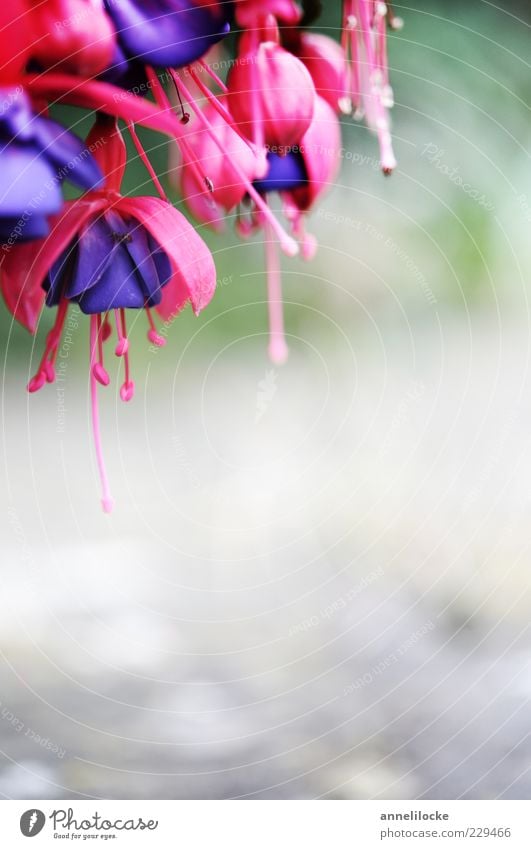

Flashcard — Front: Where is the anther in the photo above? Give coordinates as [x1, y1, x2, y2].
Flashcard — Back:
[120, 380, 135, 402]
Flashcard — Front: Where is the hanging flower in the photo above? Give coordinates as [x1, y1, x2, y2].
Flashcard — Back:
[226, 17, 316, 150]
[249, 95, 341, 362]
[0, 118, 216, 511]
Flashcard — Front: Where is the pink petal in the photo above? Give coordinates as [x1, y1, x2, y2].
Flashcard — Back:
[291, 96, 341, 211]
[0, 196, 107, 333]
[297, 33, 348, 113]
[116, 196, 216, 318]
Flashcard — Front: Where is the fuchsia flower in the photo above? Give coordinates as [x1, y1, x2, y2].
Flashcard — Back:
[251, 96, 341, 246]
[1, 118, 216, 511]
[175, 21, 342, 366]
[226, 17, 316, 150]
[251, 95, 341, 362]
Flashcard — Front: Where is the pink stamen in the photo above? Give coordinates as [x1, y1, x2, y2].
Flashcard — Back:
[376, 4, 390, 85]
[127, 121, 168, 200]
[146, 66, 213, 193]
[92, 314, 110, 386]
[292, 214, 318, 261]
[114, 308, 129, 356]
[27, 372, 46, 393]
[264, 221, 289, 365]
[187, 65, 259, 155]
[43, 360, 56, 383]
[347, 0, 397, 173]
[145, 307, 166, 347]
[101, 314, 112, 341]
[118, 309, 134, 402]
[198, 58, 228, 93]
[89, 314, 114, 513]
[27, 299, 69, 392]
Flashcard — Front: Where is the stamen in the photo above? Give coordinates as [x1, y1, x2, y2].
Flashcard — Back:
[127, 121, 168, 200]
[118, 309, 134, 402]
[264, 220, 288, 365]
[101, 314, 112, 341]
[146, 66, 213, 192]
[291, 213, 318, 261]
[89, 314, 114, 513]
[172, 74, 190, 123]
[145, 306, 166, 347]
[348, 0, 397, 174]
[27, 299, 69, 392]
[187, 65, 259, 155]
[197, 58, 228, 93]
[114, 308, 129, 356]
[92, 314, 110, 386]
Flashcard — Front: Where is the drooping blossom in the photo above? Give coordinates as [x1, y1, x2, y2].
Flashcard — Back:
[226, 17, 316, 150]
[1, 118, 216, 511]
[251, 96, 341, 362]
[254, 96, 341, 231]
[158, 64, 298, 255]
[175, 103, 260, 230]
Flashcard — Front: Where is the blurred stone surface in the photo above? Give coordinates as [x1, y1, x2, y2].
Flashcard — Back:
[1, 313, 531, 799]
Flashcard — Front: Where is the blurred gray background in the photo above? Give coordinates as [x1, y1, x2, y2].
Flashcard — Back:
[1, 0, 531, 799]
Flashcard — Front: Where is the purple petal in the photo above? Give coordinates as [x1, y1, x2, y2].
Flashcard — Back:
[31, 119, 103, 191]
[65, 216, 115, 299]
[147, 233, 172, 289]
[0, 146, 63, 216]
[75, 245, 145, 314]
[0, 88, 34, 141]
[104, 0, 230, 69]
[44, 239, 79, 307]
[253, 152, 308, 194]
[123, 223, 163, 305]
[0, 212, 51, 241]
